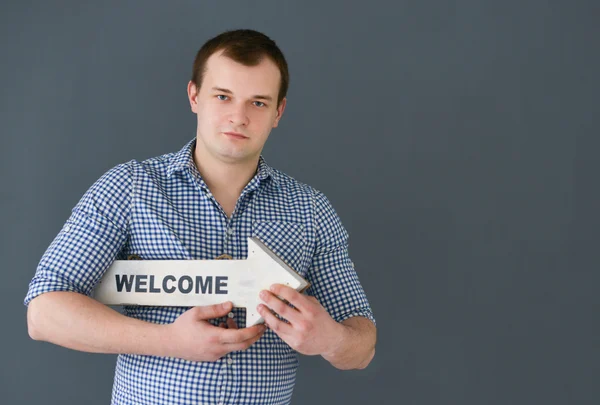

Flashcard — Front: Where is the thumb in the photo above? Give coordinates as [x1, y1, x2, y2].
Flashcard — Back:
[194, 301, 233, 320]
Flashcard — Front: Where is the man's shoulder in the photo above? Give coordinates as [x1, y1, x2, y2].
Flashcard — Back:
[268, 167, 342, 223]
[263, 166, 340, 220]
[112, 149, 181, 181]
[138, 150, 178, 172]
[268, 166, 320, 198]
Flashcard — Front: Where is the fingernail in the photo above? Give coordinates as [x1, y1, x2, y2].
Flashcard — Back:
[259, 290, 267, 299]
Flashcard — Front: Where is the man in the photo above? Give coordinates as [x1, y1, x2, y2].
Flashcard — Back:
[25, 29, 376, 405]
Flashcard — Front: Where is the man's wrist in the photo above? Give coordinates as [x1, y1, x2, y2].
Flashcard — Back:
[125, 320, 174, 358]
[154, 323, 175, 358]
[320, 321, 351, 364]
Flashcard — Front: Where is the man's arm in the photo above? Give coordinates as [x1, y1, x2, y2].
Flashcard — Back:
[261, 190, 376, 370]
[28, 291, 166, 355]
[323, 317, 376, 370]
[25, 162, 265, 362]
[28, 291, 266, 362]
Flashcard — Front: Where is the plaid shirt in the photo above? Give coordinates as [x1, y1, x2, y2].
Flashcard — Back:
[25, 138, 375, 405]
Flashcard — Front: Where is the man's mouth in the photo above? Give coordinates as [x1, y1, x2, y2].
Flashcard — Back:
[223, 132, 248, 139]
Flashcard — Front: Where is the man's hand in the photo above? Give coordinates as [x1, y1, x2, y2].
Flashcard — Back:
[256, 284, 345, 357]
[165, 301, 265, 362]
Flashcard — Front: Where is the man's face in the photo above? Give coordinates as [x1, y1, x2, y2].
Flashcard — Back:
[188, 51, 286, 164]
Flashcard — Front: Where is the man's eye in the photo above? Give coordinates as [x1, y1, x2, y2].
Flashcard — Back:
[217, 95, 229, 101]
[253, 101, 266, 107]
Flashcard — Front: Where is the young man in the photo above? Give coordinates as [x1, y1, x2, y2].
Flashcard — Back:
[25, 29, 376, 405]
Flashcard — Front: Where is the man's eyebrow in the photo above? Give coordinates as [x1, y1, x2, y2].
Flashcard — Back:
[211, 87, 273, 101]
[212, 87, 233, 94]
[253, 94, 273, 101]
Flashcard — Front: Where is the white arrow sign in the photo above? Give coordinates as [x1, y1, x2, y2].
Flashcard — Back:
[92, 237, 310, 326]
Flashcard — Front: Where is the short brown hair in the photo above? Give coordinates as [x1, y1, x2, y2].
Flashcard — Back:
[191, 29, 289, 107]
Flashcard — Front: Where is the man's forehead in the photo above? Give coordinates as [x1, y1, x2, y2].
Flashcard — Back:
[203, 51, 280, 95]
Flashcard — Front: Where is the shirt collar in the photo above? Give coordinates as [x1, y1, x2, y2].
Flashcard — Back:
[166, 138, 278, 187]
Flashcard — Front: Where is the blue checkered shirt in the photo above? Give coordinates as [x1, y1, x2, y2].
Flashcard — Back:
[25, 138, 375, 405]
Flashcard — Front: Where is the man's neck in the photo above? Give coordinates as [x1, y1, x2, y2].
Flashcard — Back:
[192, 143, 259, 200]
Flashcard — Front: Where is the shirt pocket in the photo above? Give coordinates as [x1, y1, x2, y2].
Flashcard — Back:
[251, 221, 307, 277]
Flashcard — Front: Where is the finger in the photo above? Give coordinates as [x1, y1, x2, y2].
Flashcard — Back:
[258, 304, 293, 336]
[225, 327, 265, 352]
[218, 324, 266, 344]
[259, 290, 301, 323]
[268, 284, 308, 312]
[194, 301, 233, 320]
[226, 317, 238, 329]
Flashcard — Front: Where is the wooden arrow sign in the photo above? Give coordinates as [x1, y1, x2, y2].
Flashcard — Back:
[92, 237, 310, 326]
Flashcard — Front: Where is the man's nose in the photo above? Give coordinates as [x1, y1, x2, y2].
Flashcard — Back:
[228, 103, 249, 127]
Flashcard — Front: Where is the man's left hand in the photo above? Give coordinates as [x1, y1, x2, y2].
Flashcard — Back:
[257, 284, 344, 357]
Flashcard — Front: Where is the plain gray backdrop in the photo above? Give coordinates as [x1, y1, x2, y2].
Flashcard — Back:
[2, 1, 598, 404]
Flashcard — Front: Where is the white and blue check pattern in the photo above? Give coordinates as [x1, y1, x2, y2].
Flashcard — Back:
[25, 138, 375, 405]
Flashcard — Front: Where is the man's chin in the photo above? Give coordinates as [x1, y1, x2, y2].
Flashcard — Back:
[214, 148, 256, 163]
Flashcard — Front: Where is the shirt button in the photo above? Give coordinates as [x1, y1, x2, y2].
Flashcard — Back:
[227, 312, 234, 319]
[227, 358, 233, 365]
[63, 224, 71, 232]
[226, 227, 234, 235]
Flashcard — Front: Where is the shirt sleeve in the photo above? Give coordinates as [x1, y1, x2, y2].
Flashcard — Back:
[24, 162, 133, 306]
[306, 191, 376, 325]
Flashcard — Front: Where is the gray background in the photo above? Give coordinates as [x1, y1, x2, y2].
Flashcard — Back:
[1, 0, 598, 404]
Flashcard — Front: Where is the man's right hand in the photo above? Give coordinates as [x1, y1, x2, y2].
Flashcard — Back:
[165, 301, 266, 362]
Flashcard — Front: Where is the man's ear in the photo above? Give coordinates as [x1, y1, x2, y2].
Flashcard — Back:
[273, 97, 287, 128]
[187, 81, 199, 113]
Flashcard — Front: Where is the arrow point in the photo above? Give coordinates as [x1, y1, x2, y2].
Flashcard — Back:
[246, 237, 309, 292]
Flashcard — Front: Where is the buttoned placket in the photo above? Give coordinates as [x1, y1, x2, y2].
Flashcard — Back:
[221, 176, 262, 255]
[219, 355, 228, 405]
[222, 218, 236, 253]
[188, 170, 262, 405]
[218, 187, 250, 405]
